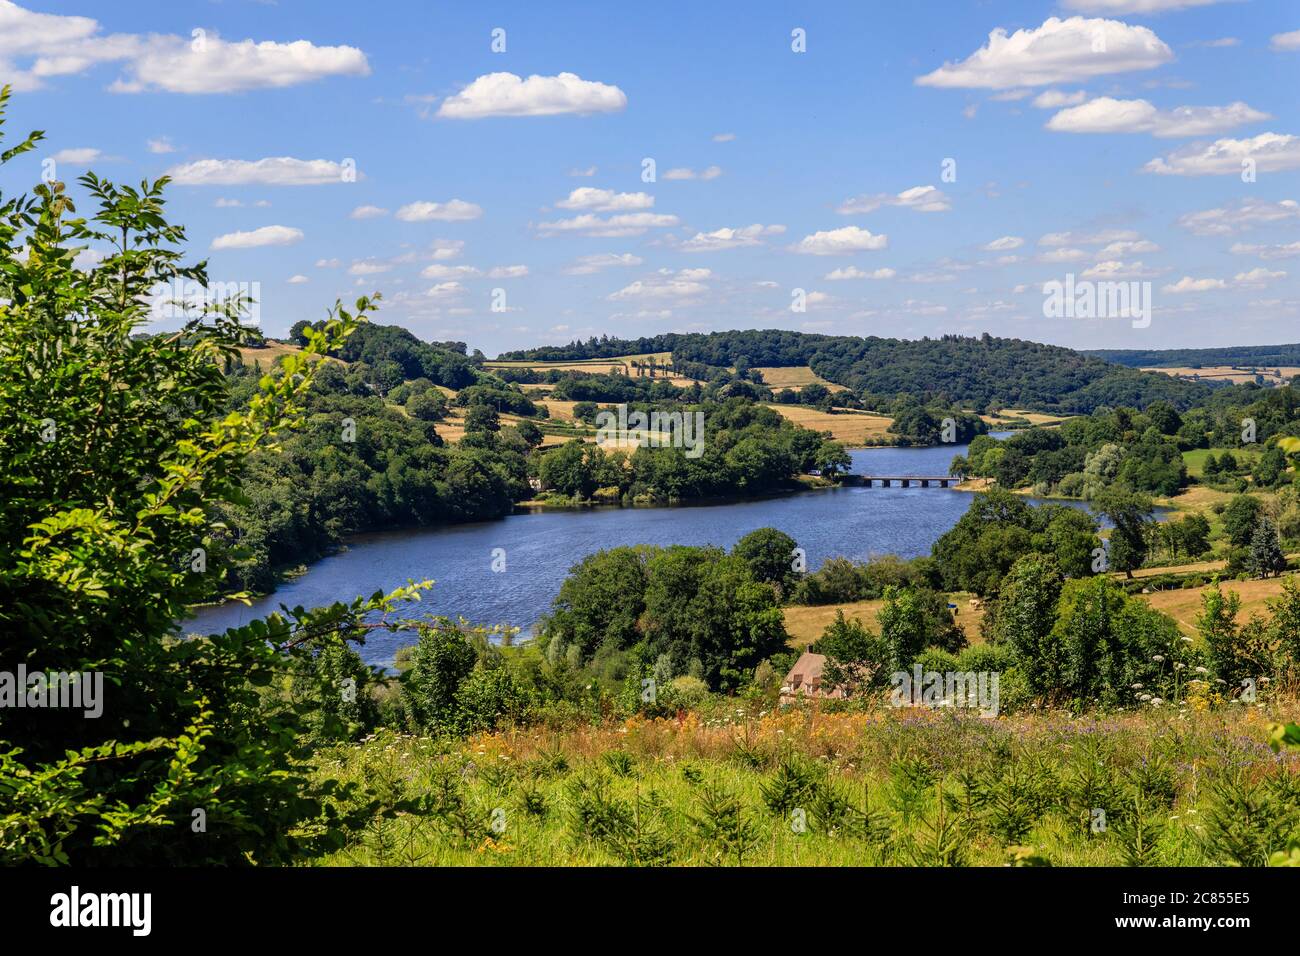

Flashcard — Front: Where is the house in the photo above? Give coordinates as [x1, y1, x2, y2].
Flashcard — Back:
[779, 651, 846, 702]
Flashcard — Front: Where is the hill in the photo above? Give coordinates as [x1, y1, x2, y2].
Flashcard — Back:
[501, 330, 1212, 413]
[1086, 343, 1300, 369]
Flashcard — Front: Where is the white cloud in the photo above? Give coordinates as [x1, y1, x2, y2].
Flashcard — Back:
[1234, 267, 1286, 286]
[348, 259, 392, 276]
[1083, 259, 1162, 278]
[420, 264, 480, 279]
[1040, 247, 1090, 262]
[1229, 240, 1300, 260]
[487, 264, 529, 278]
[1270, 30, 1300, 52]
[608, 268, 711, 301]
[435, 72, 626, 119]
[564, 253, 643, 275]
[349, 205, 389, 219]
[315, 258, 341, 268]
[210, 225, 303, 250]
[1063, 0, 1232, 12]
[1162, 276, 1226, 293]
[425, 281, 466, 299]
[167, 157, 354, 186]
[1098, 239, 1160, 257]
[395, 199, 483, 222]
[837, 185, 951, 214]
[983, 235, 1024, 251]
[554, 187, 654, 212]
[915, 17, 1172, 90]
[712, 132, 736, 142]
[50, 147, 101, 164]
[824, 266, 896, 280]
[792, 226, 888, 255]
[662, 165, 723, 181]
[1032, 89, 1087, 109]
[679, 224, 785, 252]
[1177, 198, 1300, 236]
[146, 136, 175, 154]
[1039, 228, 1139, 247]
[535, 212, 678, 238]
[287, 274, 309, 284]
[111, 35, 369, 95]
[429, 239, 465, 260]
[1046, 97, 1269, 137]
[568, 165, 597, 177]
[1144, 133, 1300, 175]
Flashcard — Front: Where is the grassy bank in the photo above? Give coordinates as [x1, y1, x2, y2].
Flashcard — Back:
[313, 703, 1300, 867]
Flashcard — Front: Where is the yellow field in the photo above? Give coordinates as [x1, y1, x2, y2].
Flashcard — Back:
[981, 408, 1071, 427]
[753, 366, 847, 392]
[235, 340, 340, 366]
[767, 404, 893, 446]
[484, 353, 700, 386]
[1142, 365, 1300, 386]
[1138, 576, 1291, 636]
[783, 593, 986, 648]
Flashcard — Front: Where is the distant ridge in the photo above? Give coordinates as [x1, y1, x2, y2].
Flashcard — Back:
[1083, 343, 1300, 368]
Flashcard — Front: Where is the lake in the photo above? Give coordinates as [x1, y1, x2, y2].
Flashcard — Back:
[184, 438, 1098, 666]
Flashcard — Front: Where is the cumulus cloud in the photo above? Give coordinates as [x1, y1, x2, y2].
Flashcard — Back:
[1039, 228, 1140, 247]
[1098, 239, 1160, 257]
[424, 281, 466, 299]
[111, 35, 369, 94]
[287, 274, 309, 284]
[420, 264, 479, 279]
[1082, 259, 1162, 279]
[563, 253, 643, 275]
[211, 225, 303, 250]
[1229, 240, 1300, 260]
[349, 205, 388, 220]
[535, 212, 678, 238]
[712, 132, 736, 142]
[608, 268, 711, 301]
[146, 136, 175, 154]
[0, 2, 371, 95]
[791, 226, 888, 255]
[983, 235, 1024, 251]
[554, 187, 654, 212]
[487, 264, 529, 278]
[50, 147, 101, 164]
[395, 199, 483, 222]
[1143, 133, 1300, 175]
[1177, 198, 1300, 236]
[1032, 89, 1087, 108]
[679, 224, 785, 252]
[662, 165, 722, 180]
[824, 266, 895, 280]
[1046, 97, 1269, 137]
[915, 17, 1172, 89]
[435, 72, 626, 119]
[1234, 267, 1286, 286]
[1162, 276, 1226, 293]
[428, 239, 465, 261]
[836, 185, 951, 214]
[167, 157, 355, 186]
[1269, 30, 1300, 52]
[348, 259, 391, 276]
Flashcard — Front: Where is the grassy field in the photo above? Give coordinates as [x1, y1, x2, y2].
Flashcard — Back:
[1182, 447, 1261, 479]
[1143, 365, 1300, 386]
[1139, 576, 1293, 636]
[767, 405, 894, 446]
[981, 409, 1072, 428]
[783, 594, 986, 648]
[484, 353, 700, 386]
[754, 366, 847, 392]
[314, 704, 1300, 867]
[236, 340, 339, 366]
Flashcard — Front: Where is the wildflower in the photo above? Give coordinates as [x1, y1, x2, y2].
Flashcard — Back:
[1152, 655, 1165, 663]
[1174, 662, 1185, 671]
[1195, 666, 1208, 674]
[1150, 697, 1163, 706]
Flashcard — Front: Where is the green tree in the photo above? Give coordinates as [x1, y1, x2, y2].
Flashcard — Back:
[816, 611, 890, 697]
[732, 527, 800, 596]
[1248, 518, 1287, 579]
[877, 586, 928, 669]
[402, 620, 479, 734]
[1095, 489, 1153, 578]
[989, 554, 1064, 695]
[0, 88, 423, 864]
[1223, 494, 1263, 547]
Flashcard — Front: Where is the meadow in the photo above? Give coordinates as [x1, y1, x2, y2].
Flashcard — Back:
[314, 703, 1300, 867]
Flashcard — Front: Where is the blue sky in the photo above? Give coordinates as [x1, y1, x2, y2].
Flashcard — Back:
[3, 0, 1298, 355]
